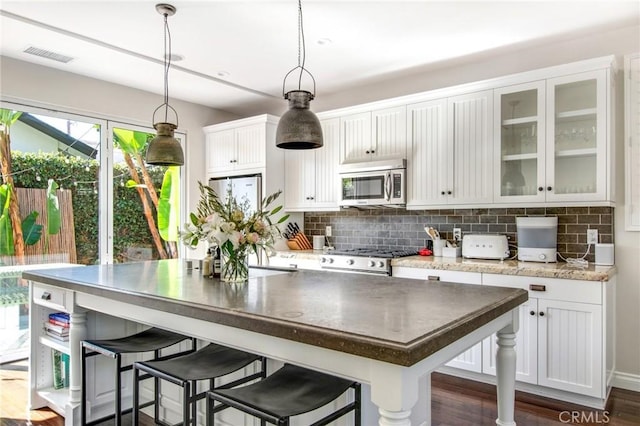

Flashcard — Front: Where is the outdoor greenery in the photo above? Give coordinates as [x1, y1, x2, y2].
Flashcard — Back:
[11, 152, 166, 264]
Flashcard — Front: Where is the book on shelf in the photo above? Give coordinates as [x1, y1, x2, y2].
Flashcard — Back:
[48, 317, 70, 328]
[49, 312, 70, 324]
[52, 349, 70, 389]
[45, 331, 69, 342]
[44, 322, 70, 336]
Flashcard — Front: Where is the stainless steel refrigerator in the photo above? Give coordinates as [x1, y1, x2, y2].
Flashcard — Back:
[209, 174, 262, 215]
[209, 174, 263, 264]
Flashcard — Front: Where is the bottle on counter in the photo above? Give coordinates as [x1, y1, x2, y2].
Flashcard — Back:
[212, 247, 222, 278]
[202, 248, 214, 278]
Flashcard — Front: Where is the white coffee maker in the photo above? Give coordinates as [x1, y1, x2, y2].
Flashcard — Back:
[516, 216, 558, 263]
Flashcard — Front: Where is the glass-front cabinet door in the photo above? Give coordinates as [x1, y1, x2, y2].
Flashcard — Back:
[494, 81, 546, 203]
[546, 70, 607, 202]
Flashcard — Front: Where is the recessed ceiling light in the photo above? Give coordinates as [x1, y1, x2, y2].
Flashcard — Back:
[316, 38, 333, 46]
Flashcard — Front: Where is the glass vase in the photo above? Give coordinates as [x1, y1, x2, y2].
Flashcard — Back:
[220, 246, 249, 283]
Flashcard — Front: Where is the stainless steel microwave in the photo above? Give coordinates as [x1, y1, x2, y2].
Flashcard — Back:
[338, 158, 406, 208]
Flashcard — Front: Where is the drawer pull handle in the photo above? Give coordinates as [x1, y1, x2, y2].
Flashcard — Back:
[529, 284, 546, 292]
[41, 292, 52, 300]
[427, 275, 440, 281]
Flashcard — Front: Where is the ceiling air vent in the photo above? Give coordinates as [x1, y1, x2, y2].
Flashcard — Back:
[23, 46, 74, 64]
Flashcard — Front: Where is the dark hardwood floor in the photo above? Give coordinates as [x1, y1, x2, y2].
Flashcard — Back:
[2, 359, 639, 425]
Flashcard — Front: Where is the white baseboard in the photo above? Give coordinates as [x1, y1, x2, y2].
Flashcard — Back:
[613, 371, 640, 392]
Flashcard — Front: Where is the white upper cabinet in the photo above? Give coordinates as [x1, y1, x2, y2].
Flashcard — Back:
[284, 118, 340, 211]
[340, 106, 406, 163]
[407, 98, 448, 206]
[407, 91, 493, 208]
[546, 70, 609, 203]
[494, 81, 546, 203]
[205, 115, 278, 177]
[494, 69, 612, 204]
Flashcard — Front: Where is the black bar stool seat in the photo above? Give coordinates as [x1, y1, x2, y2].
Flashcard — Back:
[81, 327, 195, 426]
[133, 343, 266, 426]
[206, 363, 361, 426]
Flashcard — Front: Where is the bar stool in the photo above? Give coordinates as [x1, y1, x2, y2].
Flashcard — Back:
[132, 343, 266, 426]
[206, 363, 361, 426]
[81, 327, 195, 426]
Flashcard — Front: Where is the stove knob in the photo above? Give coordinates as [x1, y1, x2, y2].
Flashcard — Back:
[368, 260, 375, 267]
[320, 257, 327, 263]
[378, 261, 385, 267]
[346, 259, 355, 265]
[328, 258, 334, 264]
[538, 253, 547, 260]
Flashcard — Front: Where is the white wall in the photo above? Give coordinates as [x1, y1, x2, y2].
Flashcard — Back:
[0, 56, 239, 224]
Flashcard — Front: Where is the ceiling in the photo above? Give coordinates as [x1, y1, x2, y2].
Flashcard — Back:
[1, 1, 638, 117]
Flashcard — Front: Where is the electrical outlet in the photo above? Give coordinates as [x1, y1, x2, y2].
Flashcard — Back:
[453, 228, 462, 241]
[587, 229, 598, 245]
[325, 226, 332, 237]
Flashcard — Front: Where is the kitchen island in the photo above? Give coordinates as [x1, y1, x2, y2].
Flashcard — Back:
[24, 259, 527, 425]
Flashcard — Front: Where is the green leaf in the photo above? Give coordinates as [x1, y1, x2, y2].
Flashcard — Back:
[270, 205, 282, 215]
[22, 211, 43, 245]
[46, 179, 61, 235]
[0, 109, 22, 128]
[158, 167, 180, 241]
[113, 128, 149, 154]
[0, 184, 14, 255]
[277, 214, 290, 224]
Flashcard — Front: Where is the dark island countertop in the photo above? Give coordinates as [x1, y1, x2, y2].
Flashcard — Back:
[24, 259, 527, 366]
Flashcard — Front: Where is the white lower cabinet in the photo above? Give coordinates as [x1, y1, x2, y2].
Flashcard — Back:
[392, 267, 483, 373]
[393, 267, 615, 407]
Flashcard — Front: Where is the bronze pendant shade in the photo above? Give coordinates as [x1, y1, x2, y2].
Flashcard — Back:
[146, 122, 184, 166]
[145, 3, 185, 166]
[276, 90, 323, 149]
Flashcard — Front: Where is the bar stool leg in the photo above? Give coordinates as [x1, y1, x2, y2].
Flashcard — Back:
[132, 366, 140, 425]
[183, 381, 190, 426]
[355, 383, 362, 426]
[114, 354, 122, 426]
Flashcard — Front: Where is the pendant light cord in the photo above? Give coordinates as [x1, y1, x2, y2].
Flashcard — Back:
[281, 0, 316, 97]
[152, 10, 178, 127]
[296, 0, 306, 90]
[163, 12, 171, 122]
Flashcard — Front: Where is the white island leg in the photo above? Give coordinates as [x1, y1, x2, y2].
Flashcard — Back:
[495, 312, 519, 426]
[67, 309, 87, 426]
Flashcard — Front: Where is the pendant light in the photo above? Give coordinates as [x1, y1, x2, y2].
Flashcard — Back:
[145, 3, 184, 166]
[275, 0, 323, 150]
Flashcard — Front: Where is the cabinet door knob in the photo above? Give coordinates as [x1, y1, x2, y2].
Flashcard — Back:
[530, 310, 536, 316]
[547, 186, 552, 191]
[441, 191, 446, 195]
[539, 311, 545, 317]
[365, 150, 370, 154]
[447, 191, 452, 195]
[538, 187, 544, 192]
[371, 150, 375, 154]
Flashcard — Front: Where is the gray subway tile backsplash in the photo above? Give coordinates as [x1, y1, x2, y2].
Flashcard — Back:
[303, 206, 613, 263]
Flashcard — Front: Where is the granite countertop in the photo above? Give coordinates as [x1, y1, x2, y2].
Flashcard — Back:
[23, 259, 527, 366]
[272, 250, 616, 281]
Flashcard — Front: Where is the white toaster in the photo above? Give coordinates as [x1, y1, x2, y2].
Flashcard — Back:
[462, 234, 510, 260]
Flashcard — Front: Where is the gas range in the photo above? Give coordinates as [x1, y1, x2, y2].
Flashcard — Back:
[319, 248, 417, 276]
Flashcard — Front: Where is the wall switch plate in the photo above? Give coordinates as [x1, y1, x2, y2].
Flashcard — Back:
[587, 229, 598, 245]
[453, 228, 462, 241]
[325, 226, 332, 237]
